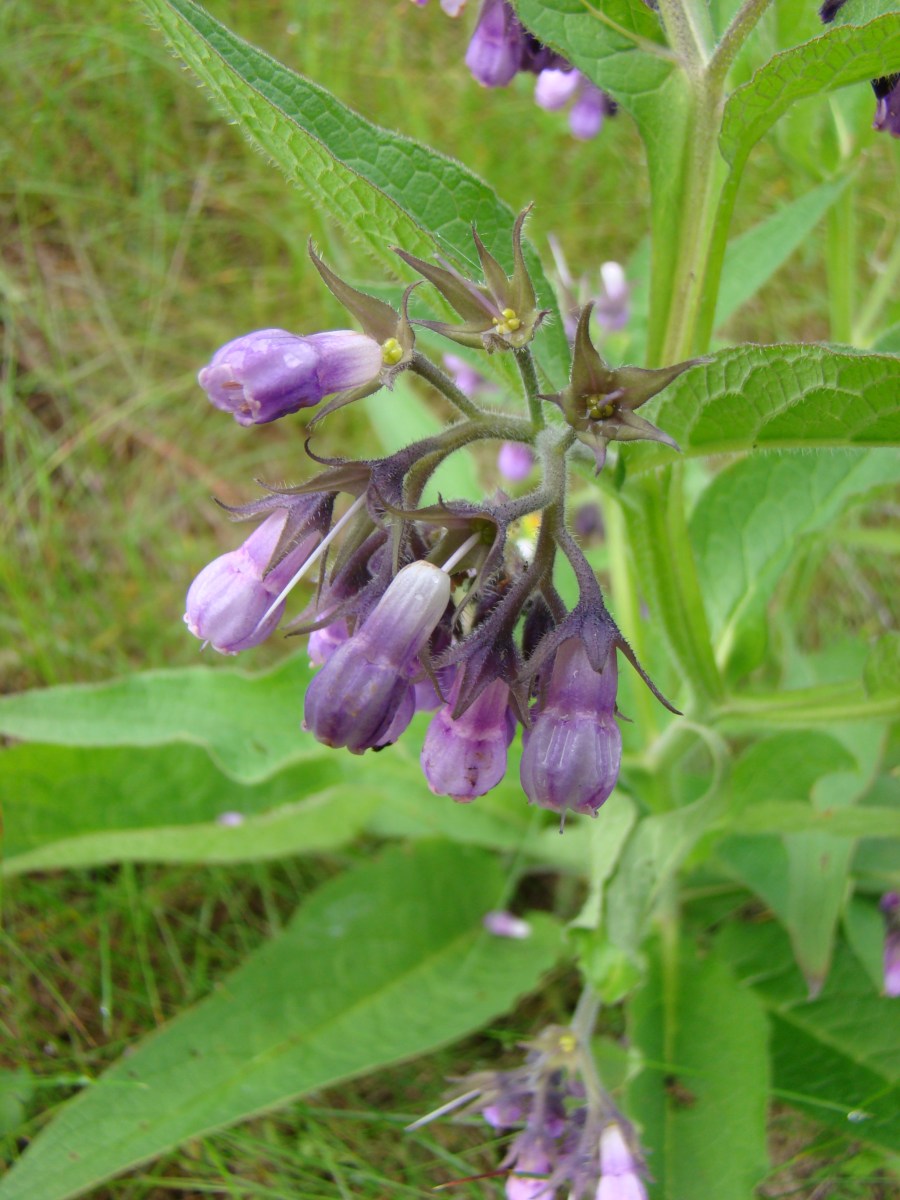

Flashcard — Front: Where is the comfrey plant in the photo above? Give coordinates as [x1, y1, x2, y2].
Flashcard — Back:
[2, 4, 898, 1200]
[185, 222, 695, 820]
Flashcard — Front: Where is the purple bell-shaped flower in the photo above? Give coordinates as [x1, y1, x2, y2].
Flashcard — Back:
[520, 639, 622, 817]
[421, 675, 516, 802]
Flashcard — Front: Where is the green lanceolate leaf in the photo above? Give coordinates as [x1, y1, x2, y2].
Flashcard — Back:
[626, 345, 900, 470]
[0, 742, 385, 876]
[715, 175, 853, 331]
[0, 841, 562, 1200]
[690, 448, 899, 671]
[627, 941, 770, 1199]
[720, 14, 900, 166]
[140, 0, 569, 388]
[0, 656, 319, 783]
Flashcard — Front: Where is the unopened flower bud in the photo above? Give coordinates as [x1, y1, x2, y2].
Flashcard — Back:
[304, 561, 451, 753]
[520, 640, 621, 816]
[596, 1123, 648, 1200]
[199, 328, 382, 426]
[569, 82, 610, 140]
[466, 0, 523, 87]
[184, 512, 318, 654]
[534, 67, 581, 111]
[421, 677, 515, 801]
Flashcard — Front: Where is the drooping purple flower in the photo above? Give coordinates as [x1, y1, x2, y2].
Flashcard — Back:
[198, 328, 383, 426]
[873, 75, 900, 138]
[498, 441, 535, 482]
[504, 1137, 553, 1200]
[520, 639, 622, 816]
[303, 561, 451, 754]
[483, 910, 532, 939]
[569, 82, 613, 140]
[465, 0, 524, 87]
[534, 67, 582, 111]
[880, 892, 900, 997]
[596, 1123, 648, 1200]
[184, 511, 319, 654]
[421, 675, 515, 801]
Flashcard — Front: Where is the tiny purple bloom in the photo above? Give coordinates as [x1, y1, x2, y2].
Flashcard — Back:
[873, 75, 900, 138]
[216, 811, 245, 828]
[484, 910, 532, 939]
[304, 561, 451, 753]
[498, 441, 535, 482]
[594, 262, 630, 332]
[465, 0, 523, 88]
[198, 328, 382, 426]
[880, 892, 900, 997]
[421, 676, 515, 802]
[520, 640, 622, 817]
[443, 353, 489, 398]
[184, 512, 319, 654]
[534, 67, 582, 111]
[569, 81, 609, 140]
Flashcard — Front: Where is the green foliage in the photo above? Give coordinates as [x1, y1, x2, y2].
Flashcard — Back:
[0, 842, 561, 1200]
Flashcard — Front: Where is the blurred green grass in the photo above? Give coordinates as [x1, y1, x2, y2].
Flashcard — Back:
[2, 2, 899, 1196]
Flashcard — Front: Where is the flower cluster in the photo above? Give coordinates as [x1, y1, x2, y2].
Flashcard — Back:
[409, 1024, 649, 1199]
[185, 212, 694, 823]
[413, 0, 618, 141]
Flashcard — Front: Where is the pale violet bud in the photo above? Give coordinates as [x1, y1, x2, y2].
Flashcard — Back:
[497, 441, 535, 482]
[465, 0, 523, 88]
[483, 910, 532, 939]
[421, 677, 515, 802]
[184, 512, 318, 654]
[534, 67, 581, 111]
[520, 640, 621, 816]
[596, 1124, 647, 1200]
[198, 328, 382, 426]
[594, 262, 630, 332]
[569, 82, 609, 140]
[303, 562, 451, 754]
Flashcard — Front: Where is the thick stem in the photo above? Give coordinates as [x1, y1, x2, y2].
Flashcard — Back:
[410, 350, 483, 420]
[656, 0, 713, 74]
[514, 345, 545, 429]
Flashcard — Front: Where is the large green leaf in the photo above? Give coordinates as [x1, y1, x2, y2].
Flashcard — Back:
[720, 14, 900, 166]
[0, 742, 383, 876]
[627, 345, 900, 471]
[717, 923, 900, 1152]
[0, 841, 561, 1200]
[690, 448, 899, 668]
[627, 942, 770, 1200]
[140, 0, 569, 387]
[0, 656, 316, 783]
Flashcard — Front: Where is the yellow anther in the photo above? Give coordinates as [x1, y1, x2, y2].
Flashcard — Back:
[381, 337, 404, 366]
[558, 1032, 577, 1055]
[521, 512, 541, 537]
[501, 307, 517, 320]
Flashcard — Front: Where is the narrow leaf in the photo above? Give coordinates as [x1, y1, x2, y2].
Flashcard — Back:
[0, 842, 561, 1200]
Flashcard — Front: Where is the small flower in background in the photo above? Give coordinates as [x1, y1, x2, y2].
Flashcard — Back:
[184, 511, 321, 654]
[411, 0, 468, 14]
[593, 262, 630, 332]
[880, 892, 900, 997]
[215, 811, 245, 828]
[873, 74, 900, 138]
[198, 329, 383, 426]
[498, 441, 535, 482]
[443, 352, 494, 398]
[535, 69, 616, 141]
[483, 910, 532, 939]
[548, 236, 630, 341]
[573, 501, 604, 541]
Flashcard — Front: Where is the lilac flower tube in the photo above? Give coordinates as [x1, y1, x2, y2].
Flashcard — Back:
[465, 0, 524, 87]
[184, 511, 319, 654]
[421, 676, 515, 801]
[303, 561, 451, 754]
[520, 639, 622, 816]
[198, 328, 383, 426]
[596, 1123, 648, 1200]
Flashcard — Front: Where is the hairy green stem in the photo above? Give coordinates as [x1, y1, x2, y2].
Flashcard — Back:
[656, 0, 713, 74]
[410, 350, 483, 420]
[709, 0, 774, 86]
[514, 345, 545, 429]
